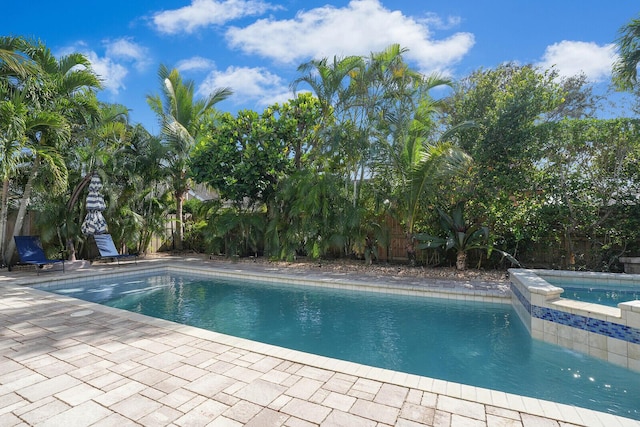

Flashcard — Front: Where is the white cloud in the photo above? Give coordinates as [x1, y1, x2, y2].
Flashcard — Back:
[225, 0, 474, 75]
[419, 12, 462, 30]
[85, 52, 129, 95]
[58, 42, 129, 95]
[58, 39, 151, 96]
[152, 0, 280, 34]
[199, 66, 292, 107]
[104, 38, 151, 72]
[177, 56, 216, 72]
[537, 41, 617, 82]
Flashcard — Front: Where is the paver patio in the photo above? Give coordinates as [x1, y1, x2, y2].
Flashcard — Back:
[0, 256, 638, 426]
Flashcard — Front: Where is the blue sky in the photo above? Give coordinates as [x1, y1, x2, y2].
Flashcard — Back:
[2, 0, 638, 132]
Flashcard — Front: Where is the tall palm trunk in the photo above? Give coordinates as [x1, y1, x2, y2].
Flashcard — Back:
[175, 190, 184, 251]
[405, 231, 416, 266]
[0, 179, 9, 265]
[4, 159, 38, 264]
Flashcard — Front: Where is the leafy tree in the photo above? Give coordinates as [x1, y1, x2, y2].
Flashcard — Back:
[342, 44, 422, 206]
[147, 64, 231, 250]
[364, 65, 473, 263]
[292, 55, 360, 127]
[534, 118, 640, 269]
[270, 93, 324, 171]
[191, 109, 290, 208]
[546, 73, 602, 121]
[292, 53, 369, 204]
[57, 101, 132, 259]
[192, 95, 328, 258]
[442, 64, 566, 255]
[292, 45, 473, 264]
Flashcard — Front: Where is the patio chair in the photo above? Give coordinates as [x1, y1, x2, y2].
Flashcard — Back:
[14, 236, 65, 274]
[93, 234, 138, 265]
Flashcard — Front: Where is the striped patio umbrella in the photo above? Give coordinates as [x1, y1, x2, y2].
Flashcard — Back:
[81, 173, 108, 235]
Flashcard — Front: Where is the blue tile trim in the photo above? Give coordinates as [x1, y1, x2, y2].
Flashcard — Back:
[510, 283, 531, 314]
[510, 283, 640, 344]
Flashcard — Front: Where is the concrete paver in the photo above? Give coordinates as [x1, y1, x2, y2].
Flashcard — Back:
[350, 399, 400, 425]
[0, 257, 635, 426]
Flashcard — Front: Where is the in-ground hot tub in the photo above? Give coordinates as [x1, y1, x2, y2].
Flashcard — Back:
[509, 269, 640, 372]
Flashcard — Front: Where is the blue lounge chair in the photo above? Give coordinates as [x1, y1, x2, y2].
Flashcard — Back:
[14, 236, 65, 274]
[93, 234, 137, 265]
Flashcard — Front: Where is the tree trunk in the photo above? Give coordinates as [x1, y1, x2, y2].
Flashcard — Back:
[66, 238, 77, 262]
[0, 179, 9, 266]
[456, 251, 467, 271]
[175, 190, 184, 251]
[405, 232, 416, 266]
[4, 163, 37, 264]
[65, 173, 92, 262]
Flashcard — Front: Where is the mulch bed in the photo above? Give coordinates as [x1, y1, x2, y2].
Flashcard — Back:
[195, 254, 510, 283]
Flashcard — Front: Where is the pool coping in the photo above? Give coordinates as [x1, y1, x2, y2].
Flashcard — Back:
[2, 259, 638, 426]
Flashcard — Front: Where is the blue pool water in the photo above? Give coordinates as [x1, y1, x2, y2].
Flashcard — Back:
[544, 277, 640, 307]
[37, 273, 640, 420]
[561, 286, 640, 307]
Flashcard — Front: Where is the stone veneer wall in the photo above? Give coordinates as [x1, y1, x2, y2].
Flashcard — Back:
[509, 269, 640, 372]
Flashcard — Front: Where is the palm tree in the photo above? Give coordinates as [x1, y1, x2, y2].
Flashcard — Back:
[147, 64, 232, 250]
[346, 44, 425, 206]
[613, 15, 640, 90]
[0, 36, 37, 263]
[292, 55, 361, 122]
[0, 36, 33, 78]
[60, 101, 131, 260]
[374, 71, 472, 263]
[4, 41, 101, 264]
[0, 92, 31, 263]
[0, 91, 67, 264]
[104, 124, 170, 255]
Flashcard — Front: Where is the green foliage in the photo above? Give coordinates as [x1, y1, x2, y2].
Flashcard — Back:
[442, 64, 569, 256]
[146, 64, 231, 250]
[5, 37, 640, 272]
[272, 92, 326, 170]
[0, 38, 101, 264]
[533, 118, 640, 269]
[415, 201, 520, 270]
[204, 208, 266, 257]
[613, 14, 640, 91]
[191, 109, 293, 207]
[266, 170, 352, 260]
[447, 64, 564, 189]
[415, 201, 488, 270]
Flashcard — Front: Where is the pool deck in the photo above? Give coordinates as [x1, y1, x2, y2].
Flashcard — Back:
[1, 256, 638, 427]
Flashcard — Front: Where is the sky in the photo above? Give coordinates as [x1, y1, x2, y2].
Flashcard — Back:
[2, 0, 638, 132]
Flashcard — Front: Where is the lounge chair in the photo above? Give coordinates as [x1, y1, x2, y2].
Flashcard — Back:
[93, 234, 138, 265]
[14, 236, 65, 274]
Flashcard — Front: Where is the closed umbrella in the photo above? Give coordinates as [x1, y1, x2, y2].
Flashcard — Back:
[81, 173, 107, 235]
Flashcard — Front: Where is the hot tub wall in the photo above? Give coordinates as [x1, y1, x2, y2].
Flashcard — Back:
[509, 269, 640, 373]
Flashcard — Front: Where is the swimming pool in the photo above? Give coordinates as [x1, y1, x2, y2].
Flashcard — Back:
[35, 271, 640, 421]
